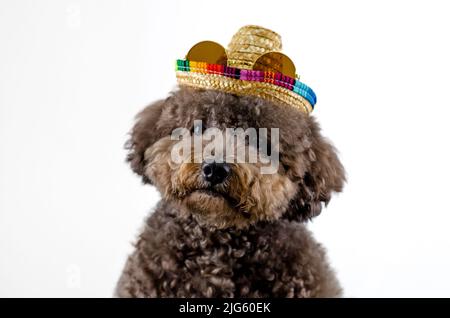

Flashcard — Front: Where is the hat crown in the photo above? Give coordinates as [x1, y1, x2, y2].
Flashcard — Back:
[227, 25, 282, 69]
[185, 25, 297, 78]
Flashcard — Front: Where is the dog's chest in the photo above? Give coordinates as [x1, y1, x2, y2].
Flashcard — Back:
[174, 224, 296, 296]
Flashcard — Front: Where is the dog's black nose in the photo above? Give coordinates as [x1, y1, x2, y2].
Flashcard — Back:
[202, 162, 230, 185]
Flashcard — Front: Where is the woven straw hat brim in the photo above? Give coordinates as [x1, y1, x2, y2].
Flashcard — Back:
[176, 71, 313, 114]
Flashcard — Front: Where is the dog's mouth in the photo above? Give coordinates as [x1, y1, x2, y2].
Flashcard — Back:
[195, 188, 224, 198]
[193, 188, 237, 203]
[188, 188, 246, 213]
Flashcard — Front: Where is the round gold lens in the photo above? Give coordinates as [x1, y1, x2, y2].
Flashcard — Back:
[186, 41, 227, 65]
[253, 52, 296, 78]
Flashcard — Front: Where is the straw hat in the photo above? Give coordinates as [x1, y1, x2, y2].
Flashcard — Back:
[175, 25, 317, 114]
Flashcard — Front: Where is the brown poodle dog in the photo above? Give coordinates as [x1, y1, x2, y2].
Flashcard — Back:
[115, 87, 345, 297]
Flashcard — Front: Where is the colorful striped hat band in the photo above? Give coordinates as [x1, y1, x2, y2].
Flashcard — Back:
[175, 25, 317, 114]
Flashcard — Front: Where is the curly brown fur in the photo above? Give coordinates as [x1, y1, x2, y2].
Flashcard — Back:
[116, 201, 341, 297]
[116, 87, 345, 297]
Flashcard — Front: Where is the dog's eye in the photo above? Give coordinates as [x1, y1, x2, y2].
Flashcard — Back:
[192, 121, 206, 136]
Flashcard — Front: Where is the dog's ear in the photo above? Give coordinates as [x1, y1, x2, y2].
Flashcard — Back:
[286, 120, 345, 221]
[125, 100, 166, 184]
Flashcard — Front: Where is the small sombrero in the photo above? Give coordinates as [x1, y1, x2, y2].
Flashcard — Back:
[175, 25, 317, 114]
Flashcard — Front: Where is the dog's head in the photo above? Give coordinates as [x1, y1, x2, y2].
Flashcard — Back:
[126, 87, 345, 229]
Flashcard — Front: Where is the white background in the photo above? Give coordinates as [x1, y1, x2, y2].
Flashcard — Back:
[1, 0, 450, 297]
